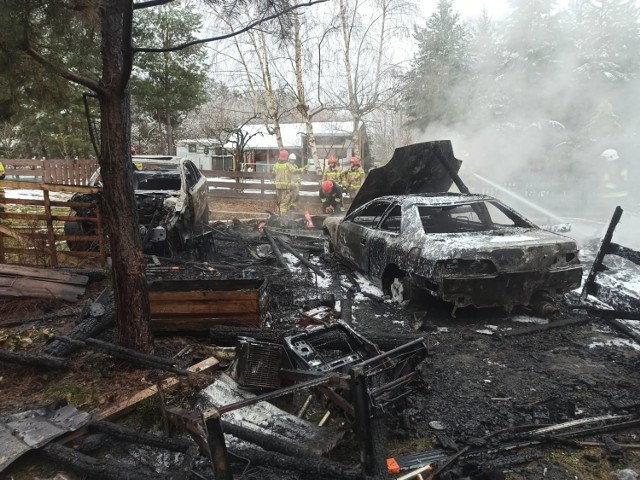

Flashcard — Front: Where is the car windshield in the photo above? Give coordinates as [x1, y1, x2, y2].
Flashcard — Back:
[418, 201, 532, 234]
[134, 170, 182, 191]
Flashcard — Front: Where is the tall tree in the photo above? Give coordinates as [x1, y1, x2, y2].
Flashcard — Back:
[1, 0, 327, 352]
[403, 0, 470, 130]
[132, 3, 209, 155]
[336, 0, 414, 157]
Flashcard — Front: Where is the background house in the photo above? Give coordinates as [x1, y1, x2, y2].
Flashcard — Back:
[177, 121, 369, 172]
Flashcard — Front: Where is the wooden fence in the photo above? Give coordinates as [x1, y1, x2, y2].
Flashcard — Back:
[0, 180, 107, 267]
[2, 158, 99, 185]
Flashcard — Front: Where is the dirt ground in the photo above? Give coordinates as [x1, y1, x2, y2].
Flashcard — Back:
[1, 219, 639, 479]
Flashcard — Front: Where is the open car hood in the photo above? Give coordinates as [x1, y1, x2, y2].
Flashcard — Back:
[347, 140, 462, 216]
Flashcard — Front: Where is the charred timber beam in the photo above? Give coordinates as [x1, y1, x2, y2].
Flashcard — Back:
[54, 336, 189, 376]
[43, 287, 114, 358]
[0, 348, 67, 369]
[41, 443, 157, 480]
[501, 317, 589, 337]
[263, 226, 290, 272]
[214, 374, 338, 414]
[230, 446, 361, 480]
[222, 420, 317, 458]
[581, 206, 623, 300]
[350, 366, 389, 478]
[276, 236, 326, 277]
[89, 421, 193, 452]
[608, 242, 640, 267]
[568, 305, 640, 320]
[205, 409, 233, 480]
[0, 308, 83, 328]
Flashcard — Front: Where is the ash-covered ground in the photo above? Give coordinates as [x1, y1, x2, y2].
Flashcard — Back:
[167, 215, 640, 479]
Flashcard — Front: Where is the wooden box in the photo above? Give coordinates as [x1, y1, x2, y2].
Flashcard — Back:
[148, 278, 267, 334]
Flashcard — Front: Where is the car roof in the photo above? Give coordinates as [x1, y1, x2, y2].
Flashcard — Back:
[365, 192, 496, 207]
[132, 155, 183, 165]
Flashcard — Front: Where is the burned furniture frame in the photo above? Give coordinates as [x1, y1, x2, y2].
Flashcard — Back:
[581, 206, 640, 302]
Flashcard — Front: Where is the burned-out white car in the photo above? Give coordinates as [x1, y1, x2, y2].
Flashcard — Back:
[324, 141, 583, 311]
[65, 156, 209, 254]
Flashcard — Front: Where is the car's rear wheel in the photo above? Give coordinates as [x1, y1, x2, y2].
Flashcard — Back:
[390, 276, 412, 305]
[64, 214, 98, 252]
[323, 235, 334, 255]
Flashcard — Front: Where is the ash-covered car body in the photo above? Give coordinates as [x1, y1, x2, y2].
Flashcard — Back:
[324, 141, 583, 310]
[66, 156, 209, 254]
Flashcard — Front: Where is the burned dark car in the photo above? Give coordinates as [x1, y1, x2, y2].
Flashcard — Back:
[324, 141, 583, 311]
[65, 156, 209, 254]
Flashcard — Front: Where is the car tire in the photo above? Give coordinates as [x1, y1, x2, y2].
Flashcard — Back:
[323, 236, 334, 255]
[390, 275, 412, 305]
[64, 214, 97, 252]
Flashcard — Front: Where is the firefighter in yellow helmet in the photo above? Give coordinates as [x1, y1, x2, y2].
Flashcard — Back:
[273, 149, 296, 214]
[344, 156, 364, 198]
[323, 155, 342, 184]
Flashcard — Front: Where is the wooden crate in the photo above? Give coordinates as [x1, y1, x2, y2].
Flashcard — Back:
[148, 278, 267, 334]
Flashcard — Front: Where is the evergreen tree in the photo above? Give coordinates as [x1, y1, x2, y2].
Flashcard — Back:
[403, 0, 470, 130]
[132, 4, 209, 155]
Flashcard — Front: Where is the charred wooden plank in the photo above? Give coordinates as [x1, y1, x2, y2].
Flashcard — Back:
[501, 317, 589, 337]
[54, 336, 190, 376]
[41, 442, 159, 480]
[0, 348, 67, 369]
[263, 226, 290, 272]
[230, 446, 361, 480]
[608, 242, 640, 267]
[581, 206, 623, 300]
[89, 421, 192, 452]
[276, 237, 325, 277]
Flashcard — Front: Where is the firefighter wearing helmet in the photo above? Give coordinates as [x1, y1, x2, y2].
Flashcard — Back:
[319, 179, 344, 214]
[273, 149, 297, 214]
[323, 155, 343, 184]
[288, 152, 308, 211]
[600, 148, 629, 202]
[344, 156, 364, 198]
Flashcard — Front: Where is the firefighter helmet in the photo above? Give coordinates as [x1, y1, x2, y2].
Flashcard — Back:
[327, 156, 337, 165]
[279, 150, 289, 161]
[322, 180, 333, 193]
[351, 156, 360, 167]
[601, 149, 619, 162]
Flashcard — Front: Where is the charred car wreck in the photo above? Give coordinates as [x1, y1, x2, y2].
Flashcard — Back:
[65, 156, 210, 255]
[324, 141, 583, 312]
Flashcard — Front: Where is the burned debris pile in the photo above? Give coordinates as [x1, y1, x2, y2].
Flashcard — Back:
[1, 142, 640, 479]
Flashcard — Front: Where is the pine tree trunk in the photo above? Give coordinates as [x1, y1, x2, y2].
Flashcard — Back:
[99, 0, 152, 353]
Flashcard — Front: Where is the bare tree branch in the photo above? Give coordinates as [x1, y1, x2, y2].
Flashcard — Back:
[25, 46, 105, 95]
[133, 0, 175, 10]
[133, 0, 329, 53]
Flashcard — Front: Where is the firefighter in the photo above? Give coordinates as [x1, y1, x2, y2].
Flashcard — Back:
[323, 155, 342, 184]
[273, 149, 296, 214]
[601, 149, 629, 209]
[288, 153, 302, 210]
[319, 179, 344, 214]
[344, 156, 364, 198]
[0, 161, 5, 212]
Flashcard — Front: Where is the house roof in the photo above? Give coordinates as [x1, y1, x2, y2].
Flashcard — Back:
[178, 122, 356, 150]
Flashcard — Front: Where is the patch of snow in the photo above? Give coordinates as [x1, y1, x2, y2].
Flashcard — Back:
[475, 329, 496, 335]
[589, 339, 640, 351]
[511, 315, 548, 325]
[436, 327, 449, 334]
[392, 320, 405, 326]
[489, 235, 536, 243]
[354, 272, 384, 296]
[5, 189, 72, 202]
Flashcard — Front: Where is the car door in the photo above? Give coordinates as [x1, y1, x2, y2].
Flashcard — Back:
[368, 203, 402, 280]
[338, 200, 392, 273]
[181, 160, 208, 222]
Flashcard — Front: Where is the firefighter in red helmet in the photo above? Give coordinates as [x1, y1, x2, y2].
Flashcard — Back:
[319, 179, 344, 214]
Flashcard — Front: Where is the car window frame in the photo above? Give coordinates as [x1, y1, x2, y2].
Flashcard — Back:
[346, 199, 393, 227]
[376, 202, 402, 234]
